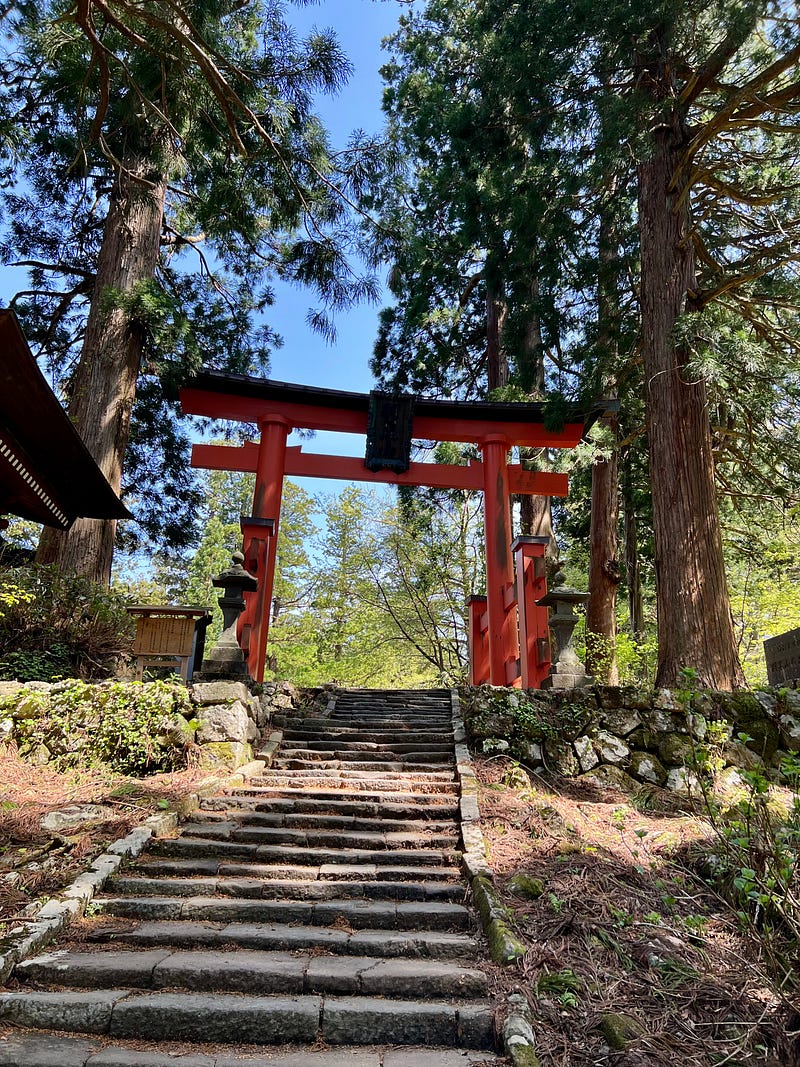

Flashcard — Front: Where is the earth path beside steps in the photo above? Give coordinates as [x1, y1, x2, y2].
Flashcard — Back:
[0, 688, 507, 1066]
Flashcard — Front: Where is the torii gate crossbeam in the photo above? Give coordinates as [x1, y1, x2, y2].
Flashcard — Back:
[180, 372, 599, 686]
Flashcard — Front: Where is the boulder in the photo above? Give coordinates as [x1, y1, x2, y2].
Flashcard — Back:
[628, 750, 667, 786]
[198, 740, 253, 768]
[665, 766, 701, 794]
[579, 764, 639, 794]
[599, 707, 642, 736]
[507, 873, 544, 899]
[573, 735, 599, 772]
[723, 739, 765, 773]
[594, 729, 630, 764]
[658, 733, 696, 767]
[543, 739, 579, 776]
[191, 681, 251, 707]
[724, 692, 780, 759]
[778, 714, 800, 753]
[196, 700, 250, 744]
[599, 1013, 644, 1051]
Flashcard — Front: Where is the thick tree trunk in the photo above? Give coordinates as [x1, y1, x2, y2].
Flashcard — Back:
[638, 111, 744, 690]
[517, 299, 553, 548]
[37, 151, 169, 584]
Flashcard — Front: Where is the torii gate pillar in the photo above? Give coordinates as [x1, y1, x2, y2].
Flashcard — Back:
[238, 416, 288, 681]
[481, 435, 521, 686]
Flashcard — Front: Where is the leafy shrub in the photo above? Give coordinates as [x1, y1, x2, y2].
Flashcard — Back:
[0, 566, 135, 681]
[4, 679, 194, 775]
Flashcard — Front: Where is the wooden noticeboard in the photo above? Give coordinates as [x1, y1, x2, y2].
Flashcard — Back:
[127, 606, 211, 682]
[764, 627, 800, 687]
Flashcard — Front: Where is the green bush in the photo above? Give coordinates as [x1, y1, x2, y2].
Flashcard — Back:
[0, 566, 135, 681]
[4, 679, 194, 775]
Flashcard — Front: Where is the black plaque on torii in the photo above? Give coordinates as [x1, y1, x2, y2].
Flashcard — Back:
[365, 391, 414, 474]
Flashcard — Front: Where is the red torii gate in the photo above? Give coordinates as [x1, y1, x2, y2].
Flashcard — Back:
[180, 372, 597, 687]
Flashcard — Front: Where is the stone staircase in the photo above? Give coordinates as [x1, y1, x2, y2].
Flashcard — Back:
[0, 688, 505, 1066]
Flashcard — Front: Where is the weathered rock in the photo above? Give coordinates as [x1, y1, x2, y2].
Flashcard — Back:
[597, 685, 651, 711]
[599, 707, 642, 737]
[594, 730, 629, 765]
[723, 739, 765, 772]
[0, 718, 12, 741]
[196, 701, 250, 744]
[40, 805, 116, 834]
[724, 692, 780, 759]
[665, 766, 701, 794]
[714, 766, 748, 800]
[777, 714, 800, 753]
[599, 1012, 643, 1051]
[160, 713, 196, 748]
[654, 689, 680, 711]
[197, 741, 253, 768]
[686, 712, 708, 740]
[191, 682, 251, 707]
[507, 874, 544, 900]
[579, 765, 639, 794]
[10, 691, 50, 719]
[524, 742, 543, 765]
[658, 733, 696, 767]
[628, 750, 667, 786]
[543, 739, 579, 776]
[573, 735, 599, 773]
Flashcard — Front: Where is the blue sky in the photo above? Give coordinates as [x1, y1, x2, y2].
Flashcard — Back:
[266, 0, 405, 469]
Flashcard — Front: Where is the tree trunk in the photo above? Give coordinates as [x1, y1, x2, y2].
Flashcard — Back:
[37, 149, 169, 584]
[586, 424, 619, 682]
[638, 105, 744, 690]
[486, 289, 509, 392]
[622, 455, 646, 640]
[517, 297, 553, 548]
[586, 186, 620, 683]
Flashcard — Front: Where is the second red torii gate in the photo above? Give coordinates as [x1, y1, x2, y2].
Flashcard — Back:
[180, 371, 598, 686]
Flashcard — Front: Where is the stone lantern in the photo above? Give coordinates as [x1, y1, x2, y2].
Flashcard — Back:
[536, 566, 593, 689]
[197, 551, 258, 679]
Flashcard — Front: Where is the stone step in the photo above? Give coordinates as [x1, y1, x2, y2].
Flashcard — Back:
[240, 782, 458, 797]
[97, 895, 473, 931]
[277, 746, 455, 761]
[191, 812, 459, 834]
[201, 796, 460, 818]
[146, 836, 460, 867]
[179, 823, 458, 850]
[0, 1032, 504, 1066]
[88, 919, 481, 959]
[0, 990, 495, 1048]
[107, 875, 464, 902]
[251, 771, 457, 787]
[216, 790, 459, 809]
[133, 858, 460, 883]
[17, 949, 487, 999]
[280, 719, 453, 732]
[281, 730, 455, 745]
[270, 760, 455, 775]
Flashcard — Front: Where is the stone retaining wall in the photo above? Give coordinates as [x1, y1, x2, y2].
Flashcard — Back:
[0, 677, 308, 770]
[463, 684, 800, 792]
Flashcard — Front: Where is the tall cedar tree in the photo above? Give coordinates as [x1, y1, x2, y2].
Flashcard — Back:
[1, 2, 376, 582]
[372, 0, 800, 690]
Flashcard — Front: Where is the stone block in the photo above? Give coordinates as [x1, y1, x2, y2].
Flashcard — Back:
[599, 707, 642, 736]
[594, 730, 629, 765]
[573, 735, 599, 773]
[665, 766, 701, 793]
[778, 714, 800, 752]
[196, 701, 250, 744]
[658, 733, 696, 767]
[628, 750, 667, 786]
[190, 681, 251, 706]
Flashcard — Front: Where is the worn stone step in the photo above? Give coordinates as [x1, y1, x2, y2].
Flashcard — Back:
[279, 742, 455, 755]
[97, 895, 473, 931]
[146, 836, 460, 867]
[253, 776, 460, 793]
[201, 796, 460, 819]
[0, 989, 494, 1048]
[229, 784, 459, 801]
[217, 790, 459, 809]
[188, 811, 459, 834]
[270, 761, 455, 776]
[134, 858, 460, 883]
[18, 948, 487, 999]
[107, 875, 464, 902]
[275, 751, 455, 767]
[179, 824, 458, 850]
[90, 919, 481, 959]
[0, 1032, 505, 1066]
[281, 730, 455, 745]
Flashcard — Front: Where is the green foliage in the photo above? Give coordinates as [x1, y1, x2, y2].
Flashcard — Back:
[0, 566, 134, 681]
[3, 679, 192, 775]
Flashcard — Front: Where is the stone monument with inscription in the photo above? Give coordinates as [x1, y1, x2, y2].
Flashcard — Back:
[764, 627, 800, 687]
